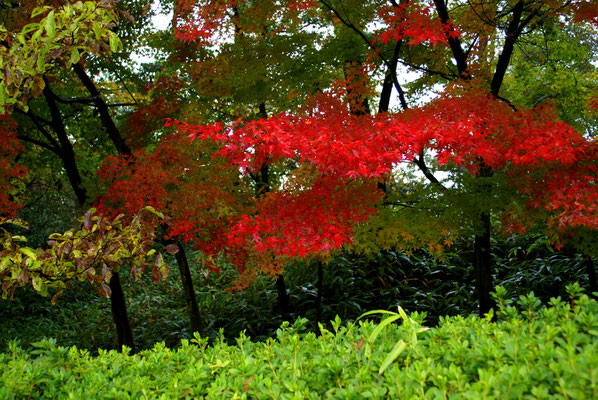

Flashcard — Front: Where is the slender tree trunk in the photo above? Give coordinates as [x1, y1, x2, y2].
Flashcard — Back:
[316, 261, 323, 324]
[585, 256, 597, 299]
[46, 76, 134, 350]
[276, 275, 291, 315]
[474, 212, 495, 316]
[43, 87, 88, 205]
[378, 40, 405, 113]
[255, 102, 293, 317]
[108, 272, 135, 352]
[473, 163, 496, 317]
[73, 63, 131, 156]
[168, 238, 204, 335]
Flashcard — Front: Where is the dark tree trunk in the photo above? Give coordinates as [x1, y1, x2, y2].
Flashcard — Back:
[46, 78, 134, 350]
[316, 261, 323, 324]
[73, 63, 132, 155]
[108, 272, 135, 352]
[43, 86, 88, 205]
[585, 256, 597, 299]
[474, 163, 496, 317]
[474, 212, 495, 316]
[276, 275, 291, 315]
[378, 40, 405, 113]
[171, 239, 204, 335]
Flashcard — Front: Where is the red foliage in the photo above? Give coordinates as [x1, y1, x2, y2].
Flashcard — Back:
[173, 90, 598, 256]
[173, 0, 319, 43]
[97, 131, 243, 266]
[375, 2, 460, 47]
[227, 173, 382, 261]
[125, 77, 185, 149]
[0, 114, 28, 217]
[569, 0, 598, 27]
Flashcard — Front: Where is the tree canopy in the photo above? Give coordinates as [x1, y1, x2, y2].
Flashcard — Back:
[0, 0, 596, 349]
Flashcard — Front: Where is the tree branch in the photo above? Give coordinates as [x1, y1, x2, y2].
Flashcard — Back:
[13, 107, 62, 154]
[72, 62, 131, 155]
[318, 0, 407, 105]
[433, 0, 468, 76]
[414, 152, 447, 191]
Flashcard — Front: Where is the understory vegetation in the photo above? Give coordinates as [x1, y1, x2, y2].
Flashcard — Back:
[2, 285, 596, 399]
[1, 234, 593, 355]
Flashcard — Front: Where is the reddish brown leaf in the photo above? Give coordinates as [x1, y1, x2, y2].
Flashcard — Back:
[152, 265, 161, 283]
[17, 267, 29, 284]
[100, 282, 112, 298]
[101, 263, 112, 283]
[160, 263, 170, 280]
[165, 243, 180, 254]
[83, 209, 93, 230]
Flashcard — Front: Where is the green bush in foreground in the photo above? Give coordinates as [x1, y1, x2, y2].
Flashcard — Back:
[1, 285, 596, 399]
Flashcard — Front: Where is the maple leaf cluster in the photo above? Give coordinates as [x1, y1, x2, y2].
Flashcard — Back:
[375, 2, 461, 47]
[227, 172, 382, 262]
[171, 89, 597, 263]
[97, 131, 246, 268]
[125, 77, 185, 149]
[173, 0, 318, 43]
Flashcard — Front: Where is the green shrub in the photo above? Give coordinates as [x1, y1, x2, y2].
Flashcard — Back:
[1, 286, 596, 399]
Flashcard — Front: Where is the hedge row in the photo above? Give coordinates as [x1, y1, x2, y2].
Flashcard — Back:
[1, 286, 596, 399]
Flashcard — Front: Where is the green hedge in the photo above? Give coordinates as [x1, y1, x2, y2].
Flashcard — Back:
[1, 286, 596, 399]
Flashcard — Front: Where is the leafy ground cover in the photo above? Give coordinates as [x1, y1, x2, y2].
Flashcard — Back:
[1, 285, 596, 399]
[0, 235, 592, 354]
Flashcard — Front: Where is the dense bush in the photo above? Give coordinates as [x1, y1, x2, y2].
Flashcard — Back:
[1, 286, 596, 399]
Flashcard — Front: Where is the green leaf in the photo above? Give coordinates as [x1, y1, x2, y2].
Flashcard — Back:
[369, 315, 400, 344]
[21, 23, 40, 35]
[108, 31, 121, 53]
[19, 247, 38, 260]
[92, 22, 101, 41]
[31, 276, 42, 291]
[357, 309, 399, 321]
[70, 48, 80, 66]
[379, 340, 406, 374]
[44, 10, 56, 37]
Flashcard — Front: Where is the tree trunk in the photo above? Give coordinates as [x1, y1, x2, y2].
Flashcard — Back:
[276, 274, 291, 315]
[172, 239, 204, 335]
[474, 212, 495, 316]
[585, 256, 597, 299]
[43, 86, 88, 205]
[108, 272, 135, 352]
[316, 261, 323, 324]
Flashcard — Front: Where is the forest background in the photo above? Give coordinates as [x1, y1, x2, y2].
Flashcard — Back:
[0, 0, 597, 353]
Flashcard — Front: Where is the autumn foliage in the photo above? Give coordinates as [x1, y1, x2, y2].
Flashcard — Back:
[169, 87, 597, 259]
[97, 130, 248, 269]
[0, 114, 27, 217]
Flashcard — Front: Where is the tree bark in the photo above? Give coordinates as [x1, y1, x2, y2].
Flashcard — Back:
[474, 163, 496, 316]
[276, 274, 291, 315]
[46, 76, 134, 350]
[316, 261, 323, 324]
[72, 63, 132, 155]
[474, 212, 495, 316]
[378, 40, 405, 113]
[42, 86, 88, 205]
[108, 272, 135, 352]
[168, 238, 204, 335]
